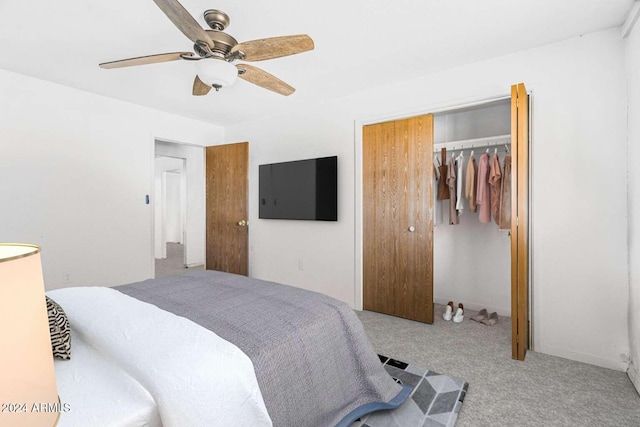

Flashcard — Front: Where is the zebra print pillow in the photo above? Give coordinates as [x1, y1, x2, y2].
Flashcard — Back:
[46, 296, 71, 360]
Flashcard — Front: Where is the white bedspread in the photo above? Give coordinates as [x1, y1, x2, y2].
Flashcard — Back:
[48, 287, 272, 427]
[54, 330, 162, 427]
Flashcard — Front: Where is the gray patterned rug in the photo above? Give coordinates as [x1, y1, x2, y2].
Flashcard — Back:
[351, 355, 468, 427]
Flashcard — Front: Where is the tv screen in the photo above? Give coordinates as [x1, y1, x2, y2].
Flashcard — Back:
[259, 156, 337, 221]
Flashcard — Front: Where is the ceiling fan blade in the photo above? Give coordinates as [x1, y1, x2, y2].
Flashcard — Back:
[153, 0, 214, 48]
[99, 52, 194, 69]
[231, 34, 314, 62]
[193, 75, 212, 96]
[236, 64, 295, 96]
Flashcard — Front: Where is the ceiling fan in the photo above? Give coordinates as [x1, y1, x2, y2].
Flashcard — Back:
[99, 0, 314, 96]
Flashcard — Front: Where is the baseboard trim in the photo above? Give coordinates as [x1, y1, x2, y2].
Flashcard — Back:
[535, 344, 628, 371]
[628, 360, 640, 395]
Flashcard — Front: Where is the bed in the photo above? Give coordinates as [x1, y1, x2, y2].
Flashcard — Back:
[49, 270, 411, 426]
[54, 330, 161, 427]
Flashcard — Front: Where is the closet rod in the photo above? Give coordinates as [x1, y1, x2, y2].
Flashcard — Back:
[433, 134, 511, 153]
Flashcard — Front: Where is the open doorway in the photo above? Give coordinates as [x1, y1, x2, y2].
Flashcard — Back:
[155, 156, 185, 265]
[154, 140, 206, 278]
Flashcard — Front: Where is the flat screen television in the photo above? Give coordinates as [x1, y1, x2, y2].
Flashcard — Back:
[259, 156, 337, 221]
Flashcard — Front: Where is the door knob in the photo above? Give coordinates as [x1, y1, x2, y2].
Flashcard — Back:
[237, 220, 248, 227]
[408, 226, 415, 232]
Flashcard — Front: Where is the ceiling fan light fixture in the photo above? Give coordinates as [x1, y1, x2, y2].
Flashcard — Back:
[196, 58, 238, 89]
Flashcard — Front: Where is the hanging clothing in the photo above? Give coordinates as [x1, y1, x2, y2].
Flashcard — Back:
[476, 153, 492, 223]
[499, 154, 512, 230]
[433, 157, 443, 226]
[489, 152, 502, 225]
[437, 148, 450, 200]
[465, 155, 478, 213]
[447, 156, 459, 225]
[456, 153, 464, 215]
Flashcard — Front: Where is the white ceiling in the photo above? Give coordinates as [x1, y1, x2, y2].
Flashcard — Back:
[0, 0, 633, 126]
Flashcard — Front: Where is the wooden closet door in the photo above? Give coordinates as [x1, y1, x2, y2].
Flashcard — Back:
[511, 83, 530, 360]
[363, 114, 434, 323]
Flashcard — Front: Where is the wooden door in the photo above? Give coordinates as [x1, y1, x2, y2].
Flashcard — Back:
[511, 83, 530, 360]
[363, 114, 434, 323]
[205, 142, 249, 275]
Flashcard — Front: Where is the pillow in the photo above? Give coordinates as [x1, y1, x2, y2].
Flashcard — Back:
[46, 296, 71, 360]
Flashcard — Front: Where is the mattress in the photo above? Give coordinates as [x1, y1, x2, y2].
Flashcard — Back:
[54, 330, 161, 427]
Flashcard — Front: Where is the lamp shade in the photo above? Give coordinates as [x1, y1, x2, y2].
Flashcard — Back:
[0, 244, 59, 427]
[196, 58, 238, 88]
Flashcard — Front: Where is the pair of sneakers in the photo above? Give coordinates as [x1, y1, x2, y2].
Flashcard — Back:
[442, 301, 464, 323]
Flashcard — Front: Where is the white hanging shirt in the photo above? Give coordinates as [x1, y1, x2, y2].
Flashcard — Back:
[456, 153, 464, 214]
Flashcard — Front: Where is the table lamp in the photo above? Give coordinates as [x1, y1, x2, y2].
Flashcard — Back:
[0, 243, 59, 427]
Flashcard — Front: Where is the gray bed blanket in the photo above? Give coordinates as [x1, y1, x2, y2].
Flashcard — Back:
[116, 270, 405, 427]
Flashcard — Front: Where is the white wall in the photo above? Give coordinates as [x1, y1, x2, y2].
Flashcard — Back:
[226, 28, 630, 370]
[0, 69, 223, 290]
[434, 212, 512, 316]
[624, 7, 640, 391]
[164, 172, 182, 243]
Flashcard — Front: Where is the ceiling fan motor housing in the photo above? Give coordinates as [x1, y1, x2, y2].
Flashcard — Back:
[204, 9, 230, 31]
[194, 30, 238, 58]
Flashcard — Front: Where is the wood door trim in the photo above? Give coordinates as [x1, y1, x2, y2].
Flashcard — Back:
[511, 83, 529, 360]
[516, 83, 530, 360]
[510, 85, 519, 359]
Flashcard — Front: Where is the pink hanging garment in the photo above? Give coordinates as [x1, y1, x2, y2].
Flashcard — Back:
[489, 153, 503, 225]
[499, 155, 512, 230]
[476, 153, 491, 224]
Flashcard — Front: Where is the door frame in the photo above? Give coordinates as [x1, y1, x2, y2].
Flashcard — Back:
[354, 90, 533, 352]
[150, 136, 207, 278]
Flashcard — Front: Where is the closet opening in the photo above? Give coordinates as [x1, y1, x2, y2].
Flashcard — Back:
[358, 83, 530, 361]
[432, 99, 512, 330]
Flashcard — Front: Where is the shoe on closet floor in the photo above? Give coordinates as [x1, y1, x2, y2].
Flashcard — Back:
[480, 312, 498, 326]
[453, 303, 464, 323]
[443, 301, 454, 321]
[470, 308, 488, 322]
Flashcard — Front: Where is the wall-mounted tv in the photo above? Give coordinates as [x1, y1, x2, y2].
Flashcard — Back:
[259, 156, 337, 221]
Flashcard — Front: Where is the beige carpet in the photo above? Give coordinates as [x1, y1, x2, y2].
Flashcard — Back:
[357, 306, 640, 426]
[155, 243, 203, 278]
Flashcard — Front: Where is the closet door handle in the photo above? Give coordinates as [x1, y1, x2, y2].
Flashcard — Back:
[408, 226, 416, 232]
